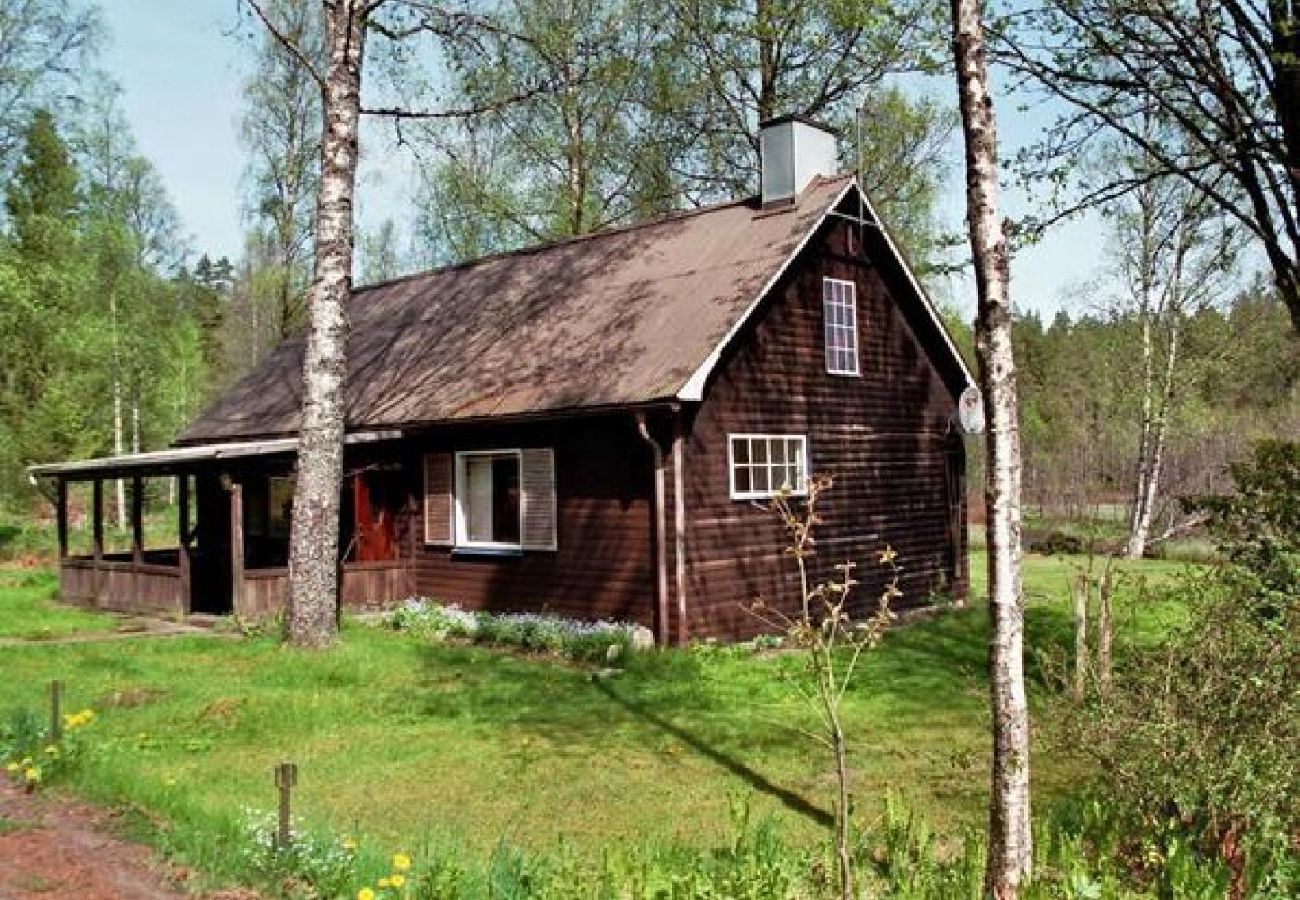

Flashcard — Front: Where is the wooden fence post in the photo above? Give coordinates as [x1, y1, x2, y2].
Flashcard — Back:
[49, 680, 64, 741]
[274, 761, 298, 851]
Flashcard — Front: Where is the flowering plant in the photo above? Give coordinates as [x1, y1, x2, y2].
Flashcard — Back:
[1, 704, 94, 793]
[389, 597, 646, 663]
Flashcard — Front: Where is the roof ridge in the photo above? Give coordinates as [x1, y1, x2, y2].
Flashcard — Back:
[352, 193, 766, 295]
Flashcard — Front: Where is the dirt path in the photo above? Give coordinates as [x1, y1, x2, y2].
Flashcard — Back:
[0, 781, 251, 899]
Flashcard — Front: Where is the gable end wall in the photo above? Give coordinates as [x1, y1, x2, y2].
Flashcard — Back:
[681, 214, 969, 640]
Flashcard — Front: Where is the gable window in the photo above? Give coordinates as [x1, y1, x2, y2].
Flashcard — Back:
[823, 277, 860, 375]
[455, 450, 522, 548]
[729, 435, 808, 500]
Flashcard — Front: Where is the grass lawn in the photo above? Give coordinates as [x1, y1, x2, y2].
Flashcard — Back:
[0, 551, 1194, 872]
[0, 569, 119, 640]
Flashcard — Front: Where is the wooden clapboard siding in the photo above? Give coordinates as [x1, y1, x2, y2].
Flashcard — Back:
[408, 415, 656, 626]
[681, 213, 968, 640]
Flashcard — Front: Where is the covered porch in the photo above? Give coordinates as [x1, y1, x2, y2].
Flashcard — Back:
[29, 436, 415, 620]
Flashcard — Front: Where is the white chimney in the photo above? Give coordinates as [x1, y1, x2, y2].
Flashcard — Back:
[759, 116, 838, 207]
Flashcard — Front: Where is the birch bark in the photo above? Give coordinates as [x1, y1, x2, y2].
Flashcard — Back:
[284, 0, 367, 648]
[950, 0, 1033, 893]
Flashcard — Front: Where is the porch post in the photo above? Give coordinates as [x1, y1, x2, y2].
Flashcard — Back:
[131, 475, 144, 564]
[91, 479, 103, 562]
[178, 475, 191, 615]
[92, 478, 104, 606]
[229, 480, 245, 617]
[55, 478, 68, 560]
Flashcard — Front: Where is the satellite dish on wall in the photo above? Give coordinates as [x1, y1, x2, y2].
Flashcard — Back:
[958, 386, 985, 434]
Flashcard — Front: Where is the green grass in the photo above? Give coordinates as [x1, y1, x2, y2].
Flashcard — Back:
[0, 551, 1193, 872]
[0, 568, 119, 639]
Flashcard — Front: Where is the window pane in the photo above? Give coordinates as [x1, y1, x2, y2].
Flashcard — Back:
[465, 456, 495, 542]
[770, 440, 785, 463]
[752, 441, 767, 463]
[732, 438, 749, 464]
[734, 466, 751, 493]
[751, 466, 769, 493]
[491, 456, 520, 544]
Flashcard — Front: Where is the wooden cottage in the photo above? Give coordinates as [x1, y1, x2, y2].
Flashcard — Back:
[31, 118, 976, 643]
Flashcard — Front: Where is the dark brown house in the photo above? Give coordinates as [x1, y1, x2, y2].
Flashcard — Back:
[32, 118, 976, 643]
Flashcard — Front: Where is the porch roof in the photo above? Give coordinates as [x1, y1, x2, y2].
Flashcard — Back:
[27, 431, 400, 480]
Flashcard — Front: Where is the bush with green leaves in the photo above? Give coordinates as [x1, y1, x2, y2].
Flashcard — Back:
[1, 703, 96, 791]
[388, 598, 639, 664]
[1063, 440, 1300, 896]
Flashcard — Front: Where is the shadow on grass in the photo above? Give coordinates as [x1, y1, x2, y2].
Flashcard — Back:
[590, 676, 833, 829]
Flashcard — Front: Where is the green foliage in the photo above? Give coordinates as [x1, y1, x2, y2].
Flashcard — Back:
[1, 702, 96, 791]
[389, 598, 638, 664]
[1191, 439, 1300, 597]
[1060, 447, 1300, 894]
[0, 96, 218, 509]
[1012, 290, 1297, 525]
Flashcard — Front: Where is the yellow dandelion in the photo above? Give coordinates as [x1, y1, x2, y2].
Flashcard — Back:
[389, 874, 406, 888]
[377, 877, 391, 888]
[24, 767, 40, 783]
[392, 852, 412, 871]
[877, 545, 898, 565]
[18, 757, 31, 767]
[341, 835, 358, 851]
[44, 745, 59, 757]
[357, 889, 375, 900]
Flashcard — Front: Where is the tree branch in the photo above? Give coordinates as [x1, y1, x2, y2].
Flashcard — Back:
[245, 0, 326, 92]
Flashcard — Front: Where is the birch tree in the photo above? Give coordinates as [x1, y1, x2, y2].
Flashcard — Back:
[1108, 160, 1241, 558]
[244, 0, 369, 648]
[996, 0, 1300, 335]
[950, 0, 1032, 894]
[0, 0, 100, 170]
[240, 0, 322, 353]
[244, 0, 544, 647]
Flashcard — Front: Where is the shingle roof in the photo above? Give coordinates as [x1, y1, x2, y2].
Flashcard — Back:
[178, 176, 853, 444]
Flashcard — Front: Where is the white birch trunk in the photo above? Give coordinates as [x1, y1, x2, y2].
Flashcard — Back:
[285, 0, 367, 648]
[110, 289, 126, 530]
[951, 1, 1033, 893]
[1127, 321, 1178, 558]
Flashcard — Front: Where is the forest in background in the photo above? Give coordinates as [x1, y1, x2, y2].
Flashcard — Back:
[0, 0, 1295, 551]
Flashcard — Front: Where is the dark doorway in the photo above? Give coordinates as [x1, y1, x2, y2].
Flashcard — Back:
[190, 473, 233, 614]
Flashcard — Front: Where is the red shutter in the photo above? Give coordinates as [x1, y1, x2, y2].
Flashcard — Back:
[423, 453, 453, 545]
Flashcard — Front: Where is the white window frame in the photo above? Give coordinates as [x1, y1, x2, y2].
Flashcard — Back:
[453, 449, 524, 550]
[727, 434, 810, 501]
[823, 277, 861, 376]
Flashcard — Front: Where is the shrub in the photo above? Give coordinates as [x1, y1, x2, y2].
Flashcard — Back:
[1, 703, 95, 792]
[388, 598, 641, 664]
[238, 808, 358, 898]
[1064, 441, 1300, 897]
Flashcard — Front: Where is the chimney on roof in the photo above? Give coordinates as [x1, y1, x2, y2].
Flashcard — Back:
[759, 115, 838, 207]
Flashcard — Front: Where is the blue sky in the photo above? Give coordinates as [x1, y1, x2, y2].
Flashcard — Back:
[100, 0, 1103, 320]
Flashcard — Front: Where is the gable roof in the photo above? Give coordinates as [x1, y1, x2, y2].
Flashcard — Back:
[179, 175, 970, 445]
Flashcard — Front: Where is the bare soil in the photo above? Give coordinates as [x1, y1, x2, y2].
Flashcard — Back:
[0, 781, 253, 899]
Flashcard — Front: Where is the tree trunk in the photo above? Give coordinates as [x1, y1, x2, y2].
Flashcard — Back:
[951, 0, 1033, 894]
[1071, 573, 1088, 700]
[110, 289, 126, 530]
[285, 0, 367, 649]
[1097, 559, 1114, 695]
[1127, 320, 1178, 558]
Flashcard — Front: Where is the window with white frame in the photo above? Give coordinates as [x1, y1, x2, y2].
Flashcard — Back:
[728, 435, 808, 500]
[454, 450, 522, 548]
[823, 277, 860, 375]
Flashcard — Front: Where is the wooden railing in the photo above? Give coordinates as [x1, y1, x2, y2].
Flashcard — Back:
[240, 562, 413, 620]
[61, 554, 186, 617]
